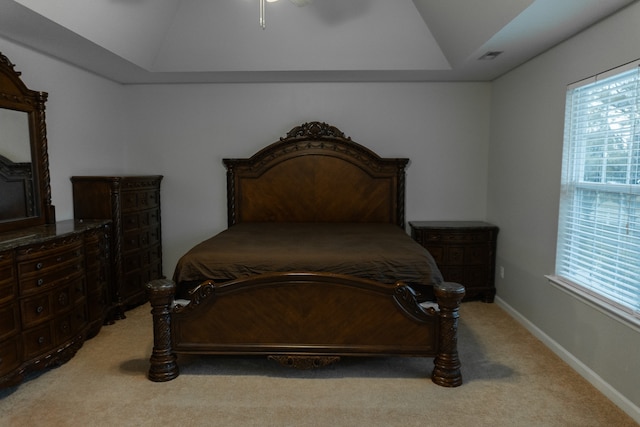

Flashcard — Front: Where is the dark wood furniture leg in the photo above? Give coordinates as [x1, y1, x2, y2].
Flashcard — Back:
[147, 279, 178, 382]
[432, 282, 465, 387]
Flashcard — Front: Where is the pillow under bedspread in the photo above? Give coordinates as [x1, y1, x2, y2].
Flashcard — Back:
[173, 222, 444, 292]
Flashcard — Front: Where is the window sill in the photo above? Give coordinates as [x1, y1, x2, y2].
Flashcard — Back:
[546, 275, 640, 333]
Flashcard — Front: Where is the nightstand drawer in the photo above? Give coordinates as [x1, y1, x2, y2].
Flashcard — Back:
[424, 230, 492, 243]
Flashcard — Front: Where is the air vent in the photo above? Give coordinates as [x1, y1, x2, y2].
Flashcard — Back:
[478, 51, 503, 60]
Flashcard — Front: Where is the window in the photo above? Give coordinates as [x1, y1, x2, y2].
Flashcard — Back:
[555, 61, 640, 323]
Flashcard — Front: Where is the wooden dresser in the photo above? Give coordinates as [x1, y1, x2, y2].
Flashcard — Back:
[0, 220, 111, 388]
[71, 176, 163, 318]
[409, 221, 498, 302]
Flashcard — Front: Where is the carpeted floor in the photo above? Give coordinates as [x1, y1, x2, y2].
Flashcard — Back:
[0, 301, 637, 426]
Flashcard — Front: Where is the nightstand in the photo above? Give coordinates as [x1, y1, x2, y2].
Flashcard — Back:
[409, 221, 498, 302]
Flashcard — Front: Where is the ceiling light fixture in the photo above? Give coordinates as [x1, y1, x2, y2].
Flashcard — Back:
[260, 0, 279, 30]
[259, 0, 311, 29]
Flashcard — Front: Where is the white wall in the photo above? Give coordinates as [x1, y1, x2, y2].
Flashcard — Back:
[124, 82, 491, 276]
[0, 38, 128, 220]
[488, 1, 640, 417]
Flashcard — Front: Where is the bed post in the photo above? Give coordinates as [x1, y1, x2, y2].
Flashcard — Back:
[432, 282, 465, 387]
[146, 279, 179, 382]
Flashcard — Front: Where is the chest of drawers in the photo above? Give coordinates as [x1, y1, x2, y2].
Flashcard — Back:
[0, 220, 111, 388]
[71, 176, 163, 318]
[410, 221, 498, 302]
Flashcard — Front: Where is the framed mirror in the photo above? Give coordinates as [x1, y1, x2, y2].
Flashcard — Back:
[0, 52, 55, 233]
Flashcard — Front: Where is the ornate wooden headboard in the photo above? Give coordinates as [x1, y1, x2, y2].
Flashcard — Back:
[223, 122, 409, 228]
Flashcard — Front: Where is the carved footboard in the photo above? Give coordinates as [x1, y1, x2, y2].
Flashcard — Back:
[146, 273, 464, 387]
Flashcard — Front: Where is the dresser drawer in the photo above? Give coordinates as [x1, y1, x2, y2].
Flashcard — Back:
[122, 211, 141, 231]
[87, 287, 107, 324]
[0, 334, 21, 377]
[56, 277, 87, 309]
[0, 250, 14, 266]
[20, 278, 85, 328]
[0, 303, 20, 341]
[123, 231, 145, 253]
[55, 305, 88, 343]
[84, 243, 101, 267]
[140, 244, 162, 267]
[0, 275, 17, 305]
[0, 250, 14, 275]
[22, 323, 55, 360]
[122, 208, 160, 232]
[17, 242, 83, 276]
[0, 251, 16, 305]
[20, 292, 54, 328]
[123, 226, 161, 253]
[122, 189, 160, 212]
[18, 260, 84, 296]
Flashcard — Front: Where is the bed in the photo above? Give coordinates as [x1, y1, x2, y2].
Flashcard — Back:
[146, 121, 465, 387]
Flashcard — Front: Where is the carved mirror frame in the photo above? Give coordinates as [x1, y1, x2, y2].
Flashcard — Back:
[0, 52, 55, 233]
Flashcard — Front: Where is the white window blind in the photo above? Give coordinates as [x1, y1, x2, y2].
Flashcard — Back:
[556, 61, 640, 321]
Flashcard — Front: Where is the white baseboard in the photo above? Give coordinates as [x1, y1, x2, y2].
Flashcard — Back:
[494, 296, 640, 424]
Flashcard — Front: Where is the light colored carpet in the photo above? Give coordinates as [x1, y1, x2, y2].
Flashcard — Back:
[0, 301, 636, 426]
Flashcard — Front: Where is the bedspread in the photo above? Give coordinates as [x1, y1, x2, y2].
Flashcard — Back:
[173, 222, 443, 291]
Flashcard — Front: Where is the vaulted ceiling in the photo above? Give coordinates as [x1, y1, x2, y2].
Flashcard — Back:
[0, 0, 635, 83]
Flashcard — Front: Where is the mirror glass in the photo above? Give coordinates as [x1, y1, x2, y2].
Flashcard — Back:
[0, 108, 35, 222]
[0, 52, 54, 233]
[0, 108, 30, 162]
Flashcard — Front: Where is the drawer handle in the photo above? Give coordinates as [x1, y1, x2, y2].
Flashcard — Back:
[36, 305, 44, 314]
[37, 278, 44, 287]
[56, 256, 63, 262]
[58, 293, 69, 306]
[36, 262, 43, 270]
[38, 336, 45, 345]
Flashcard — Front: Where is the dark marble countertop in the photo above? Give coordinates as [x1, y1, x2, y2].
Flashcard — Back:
[0, 219, 110, 251]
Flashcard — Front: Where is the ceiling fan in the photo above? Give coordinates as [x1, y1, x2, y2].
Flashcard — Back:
[260, 0, 312, 29]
